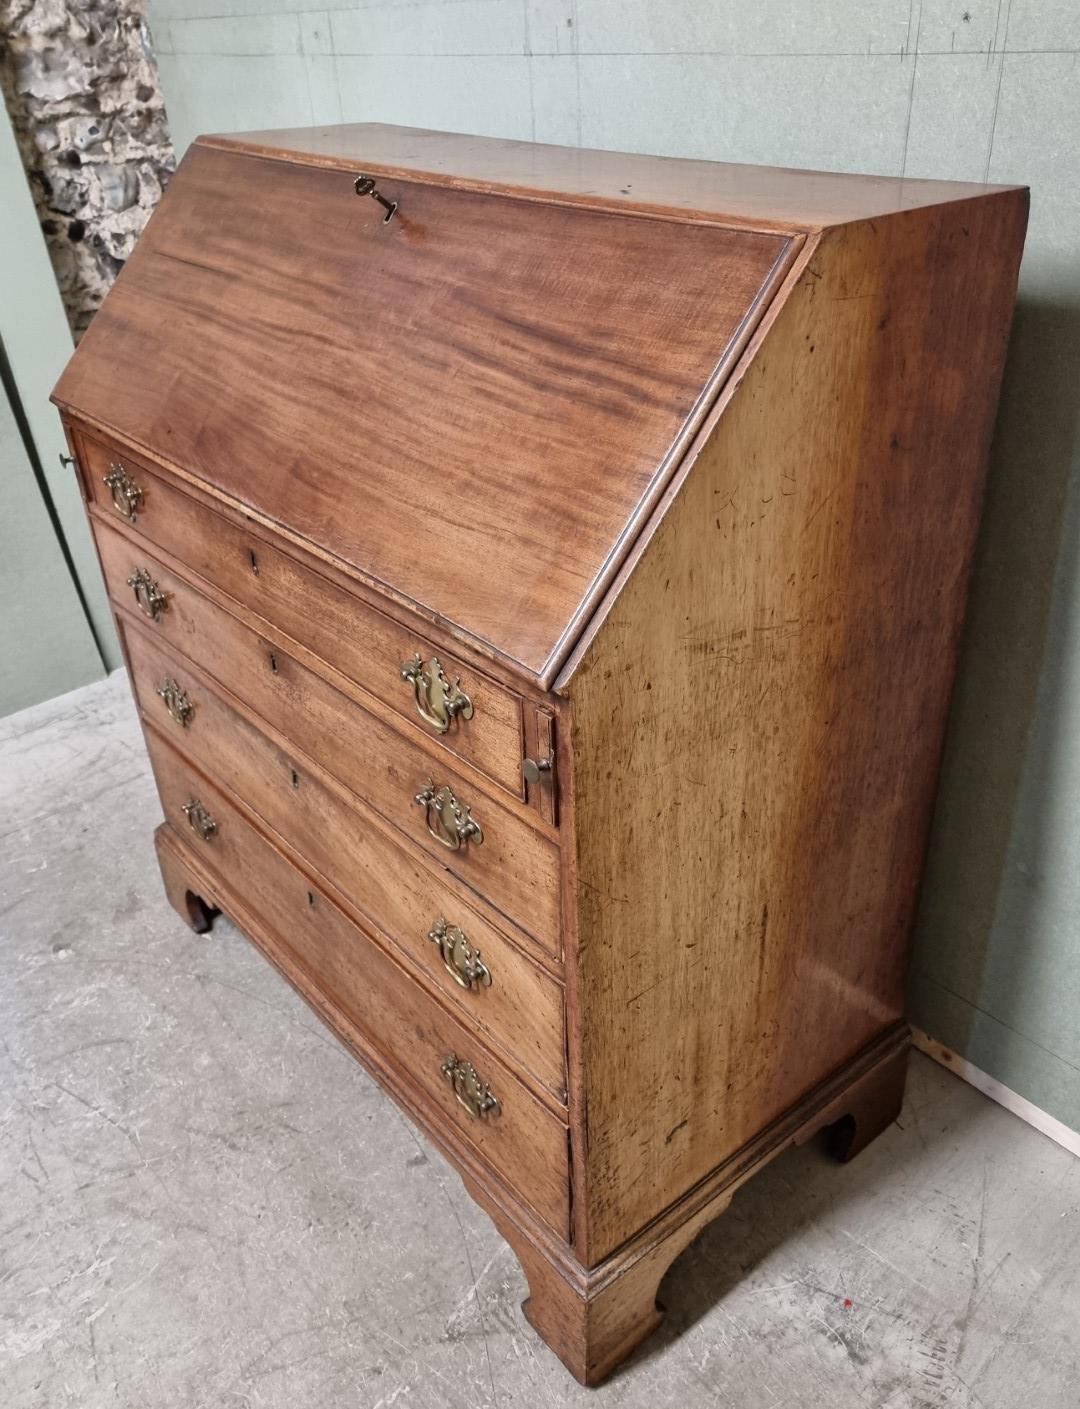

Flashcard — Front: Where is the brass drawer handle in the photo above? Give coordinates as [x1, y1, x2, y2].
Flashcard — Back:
[127, 567, 168, 621]
[157, 677, 194, 727]
[413, 780, 483, 851]
[429, 917, 492, 990]
[401, 653, 474, 735]
[182, 798, 217, 841]
[441, 1054, 499, 1119]
[103, 464, 143, 522]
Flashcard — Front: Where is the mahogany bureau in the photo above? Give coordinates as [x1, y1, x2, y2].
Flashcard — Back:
[53, 124, 1027, 1385]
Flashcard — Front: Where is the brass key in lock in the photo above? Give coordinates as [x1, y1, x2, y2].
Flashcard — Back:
[354, 174, 398, 223]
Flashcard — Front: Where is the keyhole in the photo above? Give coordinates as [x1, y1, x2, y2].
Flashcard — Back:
[249, 549, 259, 576]
[307, 891, 317, 909]
[269, 652, 278, 674]
[291, 768, 300, 789]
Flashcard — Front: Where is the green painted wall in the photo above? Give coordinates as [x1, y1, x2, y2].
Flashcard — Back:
[0, 111, 110, 716]
[147, 0, 1080, 1133]
[0, 373, 104, 715]
[0, 110, 120, 676]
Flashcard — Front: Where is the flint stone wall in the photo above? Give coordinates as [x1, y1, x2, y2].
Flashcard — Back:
[1, 0, 175, 340]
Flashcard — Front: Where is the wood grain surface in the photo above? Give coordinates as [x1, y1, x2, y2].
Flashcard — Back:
[54, 140, 791, 681]
[123, 617, 567, 1100]
[81, 434, 527, 798]
[148, 732, 571, 1237]
[566, 190, 1028, 1262]
[203, 123, 1021, 232]
[94, 521, 562, 947]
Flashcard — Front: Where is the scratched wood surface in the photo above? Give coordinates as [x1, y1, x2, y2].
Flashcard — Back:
[567, 190, 1029, 1263]
[53, 138, 791, 681]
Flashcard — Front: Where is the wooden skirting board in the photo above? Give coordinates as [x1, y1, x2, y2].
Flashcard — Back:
[912, 1028, 1080, 1160]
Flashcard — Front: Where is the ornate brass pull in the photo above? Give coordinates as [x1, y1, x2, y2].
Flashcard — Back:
[103, 464, 143, 522]
[182, 798, 217, 841]
[428, 917, 492, 990]
[157, 677, 194, 727]
[127, 568, 168, 620]
[441, 1055, 499, 1119]
[400, 653, 474, 735]
[413, 780, 483, 851]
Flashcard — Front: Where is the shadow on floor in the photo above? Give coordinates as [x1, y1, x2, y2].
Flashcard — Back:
[616, 1060, 986, 1380]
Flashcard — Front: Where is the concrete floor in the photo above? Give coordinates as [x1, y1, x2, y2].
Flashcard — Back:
[2, 671, 1078, 1409]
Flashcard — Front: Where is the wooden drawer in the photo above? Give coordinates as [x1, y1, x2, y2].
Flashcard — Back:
[96, 521, 561, 950]
[122, 617, 566, 1100]
[146, 728, 570, 1238]
[79, 433, 527, 799]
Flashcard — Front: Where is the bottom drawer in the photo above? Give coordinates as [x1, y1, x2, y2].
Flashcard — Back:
[146, 726, 570, 1238]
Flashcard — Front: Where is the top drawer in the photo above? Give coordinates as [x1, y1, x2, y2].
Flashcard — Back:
[77, 432, 527, 800]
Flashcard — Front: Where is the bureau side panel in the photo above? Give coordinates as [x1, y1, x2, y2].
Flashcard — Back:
[567, 191, 1028, 1263]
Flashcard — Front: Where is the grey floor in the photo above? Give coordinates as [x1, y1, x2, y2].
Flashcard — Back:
[2, 672, 1078, 1409]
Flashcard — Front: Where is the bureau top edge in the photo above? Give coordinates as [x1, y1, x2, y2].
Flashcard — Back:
[197, 122, 1025, 234]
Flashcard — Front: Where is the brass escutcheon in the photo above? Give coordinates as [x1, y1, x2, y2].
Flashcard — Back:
[428, 917, 492, 990]
[182, 798, 217, 841]
[103, 464, 143, 522]
[413, 780, 483, 851]
[400, 653, 474, 735]
[157, 677, 194, 727]
[127, 567, 168, 620]
[440, 1054, 499, 1119]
